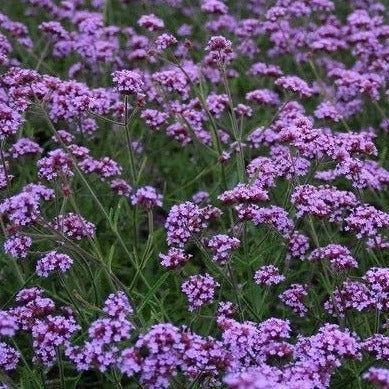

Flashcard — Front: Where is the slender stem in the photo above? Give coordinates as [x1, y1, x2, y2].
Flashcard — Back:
[128, 210, 154, 291]
[0, 141, 11, 195]
[308, 59, 350, 133]
[227, 263, 244, 321]
[148, 209, 154, 237]
[39, 105, 152, 292]
[11, 339, 43, 388]
[124, 97, 139, 184]
[112, 369, 123, 389]
[172, 58, 228, 190]
[221, 65, 245, 182]
[246, 97, 292, 139]
[10, 257, 25, 286]
[35, 40, 51, 71]
[59, 274, 88, 322]
[56, 347, 65, 389]
[87, 110, 124, 126]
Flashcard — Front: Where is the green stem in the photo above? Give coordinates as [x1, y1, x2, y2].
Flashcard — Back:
[124, 97, 140, 185]
[40, 104, 151, 290]
[221, 65, 245, 182]
[227, 263, 244, 321]
[10, 257, 25, 286]
[56, 347, 65, 389]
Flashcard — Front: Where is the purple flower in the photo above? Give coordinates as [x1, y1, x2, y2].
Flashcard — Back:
[103, 291, 133, 319]
[95, 157, 122, 179]
[201, 0, 228, 15]
[8, 137, 42, 159]
[275, 76, 313, 98]
[36, 251, 73, 277]
[66, 292, 134, 373]
[52, 130, 74, 144]
[110, 179, 132, 197]
[4, 234, 32, 259]
[208, 234, 240, 264]
[291, 185, 357, 221]
[112, 70, 144, 95]
[66, 341, 118, 372]
[315, 101, 342, 122]
[287, 232, 310, 260]
[153, 69, 188, 96]
[206, 35, 232, 53]
[252, 206, 294, 237]
[39, 21, 69, 41]
[88, 318, 134, 345]
[50, 213, 95, 240]
[308, 244, 358, 271]
[254, 265, 285, 286]
[0, 192, 40, 226]
[22, 183, 55, 201]
[32, 314, 80, 366]
[364, 367, 389, 388]
[294, 324, 361, 372]
[128, 323, 182, 387]
[279, 284, 308, 317]
[0, 311, 17, 337]
[0, 102, 24, 140]
[192, 191, 209, 204]
[218, 183, 269, 204]
[118, 347, 142, 377]
[324, 280, 374, 316]
[0, 342, 19, 370]
[363, 267, 389, 310]
[205, 35, 234, 64]
[47, 80, 91, 122]
[234, 103, 253, 117]
[141, 109, 169, 130]
[362, 334, 389, 361]
[246, 89, 280, 105]
[182, 273, 219, 311]
[166, 123, 192, 145]
[159, 247, 192, 269]
[249, 62, 283, 77]
[345, 205, 389, 238]
[155, 33, 177, 50]
[131, 186, 163, 210]
[206, 93, 229, 118]
[37, 149, 73, 181]
[138, 14, 164, 31]
[165, 201, 221, 247]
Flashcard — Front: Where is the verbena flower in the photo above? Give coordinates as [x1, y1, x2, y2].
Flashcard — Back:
[159, 247, 192, 269]
[131, 186, 163, 210]
[4, 234, 32, 259]
[112, 70, 144, 95]
[208, 234, 240, 264]
[279, 284, 308, 317]
[36, 251, 73, 277]
[182, 273, 219, 311]
[254, 265, 285, 286]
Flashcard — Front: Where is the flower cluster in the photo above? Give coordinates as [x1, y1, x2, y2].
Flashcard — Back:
[181, 273, 220, 311]
[165, 201, 221, 247]
[112, 70, 144, 95]
[207, 234, 240, 264]
[308, 244, 358, 271]
[279, 284, 308, 317]
[131, 186, 163, 210]
[254, 265, 285, 286]
[36, 251, 73, 277]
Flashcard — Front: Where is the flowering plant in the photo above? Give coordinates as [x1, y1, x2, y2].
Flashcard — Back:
[0, 0, 389, 388]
